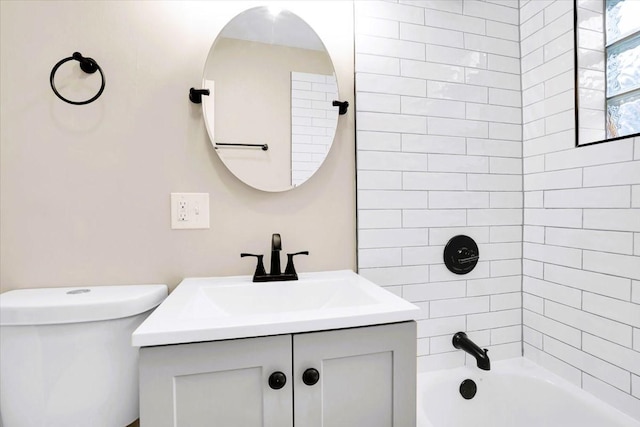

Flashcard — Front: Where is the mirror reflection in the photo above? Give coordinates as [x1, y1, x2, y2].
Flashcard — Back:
[575, 0, 640, 145]
[203, 7, 339, 191]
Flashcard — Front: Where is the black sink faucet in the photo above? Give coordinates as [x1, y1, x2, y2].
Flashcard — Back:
[241, 234, 309, 282]
[452, 332, 490, 370]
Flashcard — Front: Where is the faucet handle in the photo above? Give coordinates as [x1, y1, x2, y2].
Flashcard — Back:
[284, 251, 309, 277]
[241, 253, 267, 279]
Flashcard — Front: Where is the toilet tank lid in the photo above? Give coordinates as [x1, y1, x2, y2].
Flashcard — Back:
[0, 284, 168, 326]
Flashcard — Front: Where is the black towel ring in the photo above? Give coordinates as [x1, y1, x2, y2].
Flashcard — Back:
[50, 52, 105, 105]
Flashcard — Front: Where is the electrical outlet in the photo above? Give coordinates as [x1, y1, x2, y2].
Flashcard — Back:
[171, 193, 210, 229]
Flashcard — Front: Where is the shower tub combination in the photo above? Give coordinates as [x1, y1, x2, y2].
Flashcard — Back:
[417, 357, 640, 427]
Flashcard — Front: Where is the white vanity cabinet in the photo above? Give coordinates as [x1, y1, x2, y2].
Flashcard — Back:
[139, 334, 293, 426]
[139, 321, 416, 427]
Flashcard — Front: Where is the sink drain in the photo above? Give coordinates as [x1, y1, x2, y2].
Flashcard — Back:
[66, 289, 91, 295]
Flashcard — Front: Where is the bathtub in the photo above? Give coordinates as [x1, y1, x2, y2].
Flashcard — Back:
[417, 357, 640, 427]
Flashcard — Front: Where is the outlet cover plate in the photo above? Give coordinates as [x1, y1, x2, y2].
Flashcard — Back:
[171, 193, 210, 230]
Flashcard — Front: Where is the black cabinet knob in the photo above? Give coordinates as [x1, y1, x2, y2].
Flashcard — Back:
[302, 368, 319, 386]
[268, 371, 287, 390]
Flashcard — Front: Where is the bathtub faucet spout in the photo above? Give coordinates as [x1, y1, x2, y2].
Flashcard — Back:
[452, 332, 490, 370]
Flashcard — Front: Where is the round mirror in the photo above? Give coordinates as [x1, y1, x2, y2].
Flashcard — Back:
[202, 7, 340, 192]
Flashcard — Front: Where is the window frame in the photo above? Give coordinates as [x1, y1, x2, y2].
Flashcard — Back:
[604, 0, 640, 139]
[574, 0, 640, 147]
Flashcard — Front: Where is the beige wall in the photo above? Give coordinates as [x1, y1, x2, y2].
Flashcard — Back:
[208, 37, 334, 191]
[0, 0, 355, 293]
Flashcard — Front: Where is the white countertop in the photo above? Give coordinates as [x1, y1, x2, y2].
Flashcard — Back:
[132, 270, 419, 347]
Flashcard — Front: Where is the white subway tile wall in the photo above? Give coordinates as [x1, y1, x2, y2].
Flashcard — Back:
[355, 0, 640, 419]
[355, 0, 523, 373]
[290, 72, 339, 186]
[520, 0, 640, 420]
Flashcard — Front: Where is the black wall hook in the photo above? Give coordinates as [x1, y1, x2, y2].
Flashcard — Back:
[50, 52, 105, 105]
[332, 100, 349, 115]
[189, 88, 210, 104]
[72, 52, 99, 74]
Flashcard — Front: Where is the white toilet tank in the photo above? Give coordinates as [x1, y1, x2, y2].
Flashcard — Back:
[0, 284, 168, 427]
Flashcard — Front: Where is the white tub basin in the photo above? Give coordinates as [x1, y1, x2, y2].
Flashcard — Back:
[417, 358, 640, 427]
[132, 270, 419, 347]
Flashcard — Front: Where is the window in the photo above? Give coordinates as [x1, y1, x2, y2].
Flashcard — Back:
[605, 0, 640, 139]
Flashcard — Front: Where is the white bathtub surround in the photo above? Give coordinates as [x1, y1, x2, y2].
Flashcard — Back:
[417, 357, 640, 427]
[356, 0, 640, 420]
[355, 0, 523, 372]
[520, 0, 640, 420]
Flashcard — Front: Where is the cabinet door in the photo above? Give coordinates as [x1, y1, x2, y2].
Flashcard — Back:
[139, 335, 293, 427]
[293, 322, 416, 427]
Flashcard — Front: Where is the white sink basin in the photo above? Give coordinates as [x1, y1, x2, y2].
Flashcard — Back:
[132, 270, 419, 347]
[200, 277, 377, 315]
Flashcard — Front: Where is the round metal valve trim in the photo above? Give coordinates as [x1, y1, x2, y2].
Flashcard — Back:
[302, 368, 319, 386]
[268, 371, 287, 390]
